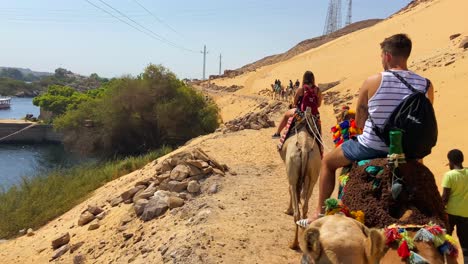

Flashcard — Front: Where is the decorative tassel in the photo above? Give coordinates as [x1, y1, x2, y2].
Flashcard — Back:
[433, 234, 445, 247]
[400, 231, 415, 249]
[324, 198, 339, 212]
[426, 225, 444, 236]
[351, 210, 365, 224]
[409, 251, 429, 264]
[398, 240, 411, 259]
[414, 228, 434, 242]
[385, 228, 401, 246]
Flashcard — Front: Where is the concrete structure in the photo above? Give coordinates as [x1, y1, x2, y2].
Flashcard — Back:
[0, 120, 62, 143]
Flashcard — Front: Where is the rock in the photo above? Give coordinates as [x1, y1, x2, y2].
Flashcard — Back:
[213, 168, 225, 176]
[133, 199, 149, 216]
[187, 181, 200, 193]
[123, 232, 134, 241]
[155, 159, 173, 173]
[186, 160, 209, 169]
[26, 228, 35, 236]
[186, 164, 203, 176]
[156, 172, 171, 181]
[250, 123, 262, 130]
[459, 37, 468, 49]
[110, 196, 123, 207]
[78, 211, 95, 226]
[96, 211, 106, 220]
[140, 196, 169, 221]
[87, 205, 104, 216]
[70, 241, 85, 253]
[73, 254, 86, 264]
[450, 33, 461, 40]
[202, 167, 214, 175]
[167, 181, 188, 193]
[50, 244, 69, 261]
[18, 229, 26, 236]
[51, 233, 70, 249]
[121, 186, 145, 201]
[134, 178, 153, 187]
[88, 221, 100, 231]
[170, 165, 191, 181]
[207, 183, 219, 194]
[133, 184, 157, 202]
[167, 196, 185, 209]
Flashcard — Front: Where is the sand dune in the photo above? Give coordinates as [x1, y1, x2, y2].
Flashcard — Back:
[1, 0, 466, 263]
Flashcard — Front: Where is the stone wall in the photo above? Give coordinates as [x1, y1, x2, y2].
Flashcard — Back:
[0, 122, 62, 143]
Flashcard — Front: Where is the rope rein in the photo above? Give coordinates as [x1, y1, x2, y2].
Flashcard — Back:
[0, 123, 37, 142]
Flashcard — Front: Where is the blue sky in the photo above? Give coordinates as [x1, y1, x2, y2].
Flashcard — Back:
[0, 0, 411, 79]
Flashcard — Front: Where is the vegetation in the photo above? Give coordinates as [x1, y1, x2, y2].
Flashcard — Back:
[0, 146, 171, 239]
[0, 67, 108, 96]
[53, 64, 219, 156]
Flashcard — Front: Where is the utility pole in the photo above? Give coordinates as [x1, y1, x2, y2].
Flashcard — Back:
[202, 45, 208, 80]
[219, 53, 222, 75]
[346, 0, 352, 26]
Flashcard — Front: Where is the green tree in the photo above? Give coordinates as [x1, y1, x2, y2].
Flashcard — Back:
[54, 64, 219, 156]
[33, 85, 91, 115]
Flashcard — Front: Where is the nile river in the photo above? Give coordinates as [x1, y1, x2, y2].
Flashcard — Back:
[0, 98, 80, 190]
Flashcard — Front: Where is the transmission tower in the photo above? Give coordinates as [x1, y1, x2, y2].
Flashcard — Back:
[323, 0, 343, 35]
[345, 0, 352, 26]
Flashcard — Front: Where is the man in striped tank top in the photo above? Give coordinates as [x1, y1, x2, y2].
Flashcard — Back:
[309, 34, 435, 221]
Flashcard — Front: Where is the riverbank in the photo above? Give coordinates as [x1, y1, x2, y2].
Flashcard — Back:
[0, 120, 61, 143]
[0, 147, 171, 239]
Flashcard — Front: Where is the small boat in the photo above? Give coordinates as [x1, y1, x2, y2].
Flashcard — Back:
[0, 97, 11, 109]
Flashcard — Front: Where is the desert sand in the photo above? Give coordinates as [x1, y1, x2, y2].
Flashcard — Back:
[0, 0, 467, 263]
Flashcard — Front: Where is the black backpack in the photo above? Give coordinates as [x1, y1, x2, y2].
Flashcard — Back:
[370, 71, 437, 159]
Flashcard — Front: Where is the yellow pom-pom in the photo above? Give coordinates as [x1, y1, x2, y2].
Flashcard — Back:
[351, 210, 365, 224]
[445, 234, 457, 245]
[348, 109, 356, 115]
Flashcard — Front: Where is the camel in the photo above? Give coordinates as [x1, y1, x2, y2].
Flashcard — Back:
[299, 214, 386, 264]
[299, 214, 458, 264]
[279, 122, 321, 250]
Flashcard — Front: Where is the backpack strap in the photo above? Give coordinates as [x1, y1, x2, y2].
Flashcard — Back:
[388, 70, 420, 94]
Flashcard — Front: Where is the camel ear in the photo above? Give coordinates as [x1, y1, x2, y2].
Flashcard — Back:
[300, 227, 321, 261]
[365, 228, 386, 263]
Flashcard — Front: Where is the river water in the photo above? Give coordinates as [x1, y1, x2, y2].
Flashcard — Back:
[0, 98, 80, 190]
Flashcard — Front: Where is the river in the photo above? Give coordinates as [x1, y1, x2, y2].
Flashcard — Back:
[0, 98, 81, 190]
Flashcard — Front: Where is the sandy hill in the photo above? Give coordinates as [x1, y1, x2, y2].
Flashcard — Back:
[1, 0, 467, 263]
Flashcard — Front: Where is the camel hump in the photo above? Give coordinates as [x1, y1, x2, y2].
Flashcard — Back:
[302, 227, 321, 260]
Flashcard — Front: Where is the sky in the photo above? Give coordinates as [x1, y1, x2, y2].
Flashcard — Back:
[0, 0, 412, 79]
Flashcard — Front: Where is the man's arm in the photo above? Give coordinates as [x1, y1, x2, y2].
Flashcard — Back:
[442, 187, 451, 206]
[427, 82, 435, 104]
[355, 74, 382, 129]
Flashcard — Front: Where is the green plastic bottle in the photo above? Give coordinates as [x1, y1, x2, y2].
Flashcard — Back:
[389, 130, 403, 155]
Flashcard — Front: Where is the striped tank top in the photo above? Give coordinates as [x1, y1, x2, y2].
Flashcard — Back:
[357, 70, 429, 152]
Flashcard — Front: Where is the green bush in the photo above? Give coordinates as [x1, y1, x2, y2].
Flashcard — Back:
[54, 64, 219, 156]
[0, 146, 171, 239]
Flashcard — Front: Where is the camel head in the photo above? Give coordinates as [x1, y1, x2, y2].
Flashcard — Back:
[299, 214, 386, 264]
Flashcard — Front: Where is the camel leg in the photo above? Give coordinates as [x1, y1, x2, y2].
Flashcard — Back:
[284, 188, 293, 215]
[302, 153, 321, 219]
[289, 184, 300, 250]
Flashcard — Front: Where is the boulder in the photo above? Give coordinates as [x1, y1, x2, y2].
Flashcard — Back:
[156, 172, 171, 181]
[207, 183, 219, 194]
[133, 199, 149, 216]
[186, 160, 209, 169]
[70, 241, 85, 253]
[187, 181, 200, 193]
[110, 196, 123, 207]
[50, 244, 69, 261]
[133, 184, 157, 202]
[51, 233, 70, 250]
[155, 159, 173, 173]
[18, 229, 26, 236]
[96, 211, 106, 220]
[87, 205, 104, 216]
[186, 164, 203, 176]
[167, 181, 188, 193]
[170, 165, 190, 181]
[140, 196, 169, 221]
[450, 33, 461, 40]
[73, 254, 86, 264]
[78, 211, 95, 226]
[167, 196, 185, 209]
[88, 220, 100, 231]
[121, 186, 145, 201]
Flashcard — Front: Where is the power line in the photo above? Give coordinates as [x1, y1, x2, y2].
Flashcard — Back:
[84, 0, 197, 53]
[131, 0, 183, 38]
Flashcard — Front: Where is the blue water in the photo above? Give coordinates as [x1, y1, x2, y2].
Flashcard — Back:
[0, 98, 85, 190]
[0, 144, 86, 190]
[0, 97, 39, 119]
